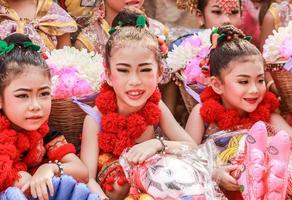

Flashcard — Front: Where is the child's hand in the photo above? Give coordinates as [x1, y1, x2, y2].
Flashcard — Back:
[87, 178, 109, 200]
[126, 139, 162, 164]
[30, 163, 55, 200]
[14, 171, 32, 192]
[212, 165, 240, 191]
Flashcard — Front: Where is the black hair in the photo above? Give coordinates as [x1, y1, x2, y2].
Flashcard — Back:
[105, 7, 161, 68]
[209, 25, 262, 77]
[112, 6, 149, 28]
[0, 33, 50, 94]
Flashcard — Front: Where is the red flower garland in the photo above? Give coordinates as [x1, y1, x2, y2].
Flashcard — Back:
[0, 115, 49, 191]
[96, 83, 161, 156]
[200, 86, 279, 130]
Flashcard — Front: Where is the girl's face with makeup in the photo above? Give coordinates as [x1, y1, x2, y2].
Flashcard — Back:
[106, 45, 161, 114]
[0, 67, 51, 131]
[213, 55, 266, 114]
[201, 0, 241, 28]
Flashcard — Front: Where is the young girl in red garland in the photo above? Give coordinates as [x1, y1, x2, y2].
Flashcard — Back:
[80, 15, 196, 200]
[0, 33, 88, 200]
[185, 25, 292, 199]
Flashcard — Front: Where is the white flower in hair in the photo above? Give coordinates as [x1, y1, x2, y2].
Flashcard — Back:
[263, 21, 292, 63]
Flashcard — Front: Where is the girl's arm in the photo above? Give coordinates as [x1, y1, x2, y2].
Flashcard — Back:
[30, 139, 89, 199]
[80, 114, 99, 181]
[185, 104, 205, 144]
[126, 101, 197, 164]
[30, 154, 89, 200]
[259, 11, 275, 52]
[80, 112, 108, 198]
[59, 153, 89, 182]
[56, 33, 71, 49]
[270, 113, 292, 136]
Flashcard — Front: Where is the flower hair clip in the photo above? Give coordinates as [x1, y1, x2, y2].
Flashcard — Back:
[108, 15, 147, 35]
[22, 41, 40, 51]
[210, 27, 253, 49]
[136, 15, 146, 28]
[109, 21, 124, 35]
[211, 28, 225, 49]
[0, 40, 40, 56]
[0, 41, 15, 56]
[157, 36, 168, 57]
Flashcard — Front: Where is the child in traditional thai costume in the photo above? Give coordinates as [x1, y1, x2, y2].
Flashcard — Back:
[185, 25, 292, 199]
[0, 0, 77, 52]
[74, 0, 169, 54]
[161, 0, 243, 124]
[0, 33, 88, 200]
[80, 14, 196, 200]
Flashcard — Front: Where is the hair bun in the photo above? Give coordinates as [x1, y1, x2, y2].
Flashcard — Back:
[218, 25, 245, 43]
[112, 7, 149, 28]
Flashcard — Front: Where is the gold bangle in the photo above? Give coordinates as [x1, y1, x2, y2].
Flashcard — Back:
[266, 80, 274, 90]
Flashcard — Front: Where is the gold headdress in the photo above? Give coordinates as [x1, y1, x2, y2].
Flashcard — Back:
[176, 0, 198, 13]
[176, 0, 239, 14]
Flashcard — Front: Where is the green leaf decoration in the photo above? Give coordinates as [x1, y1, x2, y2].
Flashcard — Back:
[118, 21, 124, 27]
[108, 27, 116, 35]
[136, 15, 146, 28]
[212, 28, 219, 34]
[239, 185, 244, 193]
[22, 41, 40, 51]
[0, 41, 15, 56]
[244, 36, 253, 41]
[217, 33, 226, 44]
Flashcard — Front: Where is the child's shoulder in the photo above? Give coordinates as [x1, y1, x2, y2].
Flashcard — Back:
[84, 106, 102, 126]
[190, 103, 202, 115]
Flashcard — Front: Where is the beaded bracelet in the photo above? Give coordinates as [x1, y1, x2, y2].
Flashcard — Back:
[49, 160, 64, 175]
[156, 136, 168, 154]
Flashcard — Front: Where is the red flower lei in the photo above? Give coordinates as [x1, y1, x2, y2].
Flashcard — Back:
[0, 115, 49, 191]
[200, 86, 279, 130]
[96, 83, 161, 156]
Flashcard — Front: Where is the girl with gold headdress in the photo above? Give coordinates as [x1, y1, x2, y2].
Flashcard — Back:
[0, 0, 78, 52]
[164, 0, 242, 125]
[177, 0, 242, 29]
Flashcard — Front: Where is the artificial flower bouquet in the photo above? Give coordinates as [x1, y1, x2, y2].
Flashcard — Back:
[46, 46, 104, 99]
[166, 29, 212, 112]
[166, 29, 211, 85]
[263, 21, 292, 114]
[46, 47, 104, 147]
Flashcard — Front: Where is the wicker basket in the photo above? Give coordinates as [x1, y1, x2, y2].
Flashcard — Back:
[175, 72, 200, 113]
[49, 93, 97, 148]
[267, 63, 292, 114]
[178, 83, 200, 113]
